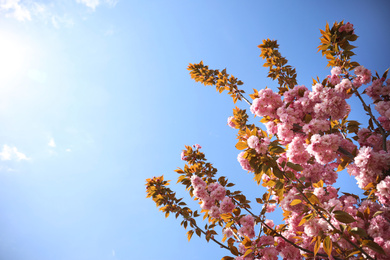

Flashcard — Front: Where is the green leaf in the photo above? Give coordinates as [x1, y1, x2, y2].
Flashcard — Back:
[273, 167, 284, 179]
[350, 227, 368, 237]
[362, 240, 386, 255]
[286, 162, 303, 171]
[333, 210, 356, 223]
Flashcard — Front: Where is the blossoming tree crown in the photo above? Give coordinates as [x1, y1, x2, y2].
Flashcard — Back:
[146, 21, 390, 260]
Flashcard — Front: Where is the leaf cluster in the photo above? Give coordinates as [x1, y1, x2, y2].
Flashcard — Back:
[258, 39, 297, 94]
[318, 21, 360, 70]
[188, 61, 245, 103]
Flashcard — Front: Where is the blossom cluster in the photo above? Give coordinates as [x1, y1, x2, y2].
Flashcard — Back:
[231, 65, 390, 259]
[190, 175, 235, 218]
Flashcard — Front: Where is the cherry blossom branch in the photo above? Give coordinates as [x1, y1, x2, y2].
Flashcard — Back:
[351, 85, 388, 152]
[188, 218, 231, 251]
[282, 172, 375, 260]
[232, 198, 343, 260]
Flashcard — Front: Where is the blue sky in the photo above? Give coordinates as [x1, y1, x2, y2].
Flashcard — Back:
[0, 1, 389, 259]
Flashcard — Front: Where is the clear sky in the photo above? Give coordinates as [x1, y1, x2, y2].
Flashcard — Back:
[0, 1, 389, 259]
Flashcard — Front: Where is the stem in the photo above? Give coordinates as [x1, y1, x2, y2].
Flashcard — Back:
[238, 91, 252, 106]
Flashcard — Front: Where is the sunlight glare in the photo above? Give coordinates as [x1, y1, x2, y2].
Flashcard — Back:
[0, 30, 32, 83]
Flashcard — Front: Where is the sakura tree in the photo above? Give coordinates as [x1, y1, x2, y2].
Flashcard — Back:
[146, 21, 390, 260]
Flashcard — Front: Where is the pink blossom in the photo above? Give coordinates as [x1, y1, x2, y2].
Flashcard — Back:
[365, 78, 385, 101]
[378, 116, 390, 131]
[223, 228, 234, 238]
[367, 215, 390, 239]
[228, 116, 236, 128]
[238, 215, 256, 238]
[190, 175, 206, 189]
[335, 79, 353, 99]
[180, 151, 187, 160]
[353, 66, 372, 87]
[347, 146, 390, 189]
[307, 134, 342, 164]
[304, 218, 329, 237]
[193, 187, 209, 201]
[265, 219, 274, 228]
[209, 205, 221, 219]
[331, 66, 342, 76]
[247, 135, 260, 149]
[200, 198, 214, 210]
[375, 101, 390, 119]
[250, 88, 283, 119]
[209, 183, 226, 201]
[220, 197, 235, 214]
[286, 136, 311, 164]
[264, 204, 276, 213]
[339, 22, 354, 33]
[238, 152, 253, 172]
[258, 235, 274, 246]
[328, 74, 341, 85]
[265, 121, 278, 135]
[260, 247, 278, 260]
[248, 136, 271, 154]
[376, 176, 390, 206]
[302, 119, 330, 135]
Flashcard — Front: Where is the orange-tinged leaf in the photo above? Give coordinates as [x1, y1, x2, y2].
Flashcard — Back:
[314, 237, 321, 257]
[243, 249, 253, 257]
[290, 199, 302, 206]
[298, 214, 313, 226]
[235, 142, 248, 150]
[323, 236, 332, 257]
[187, 230, 194, 242]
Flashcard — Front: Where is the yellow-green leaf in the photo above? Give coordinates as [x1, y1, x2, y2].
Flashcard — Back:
[286, 162, 303, 171]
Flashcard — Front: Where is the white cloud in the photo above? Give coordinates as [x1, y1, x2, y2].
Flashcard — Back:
[76, 0, 100, 10]
[65, 148, 71, 152]
[0, 0, 31, 21]
[76, 0, 118, 11]
[105, 0, 118, 7]
[51, 14, 74, 29]
[0, 1, 118, 23]
[0, 145, 30, 161]
[48, 138, 56, 147]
